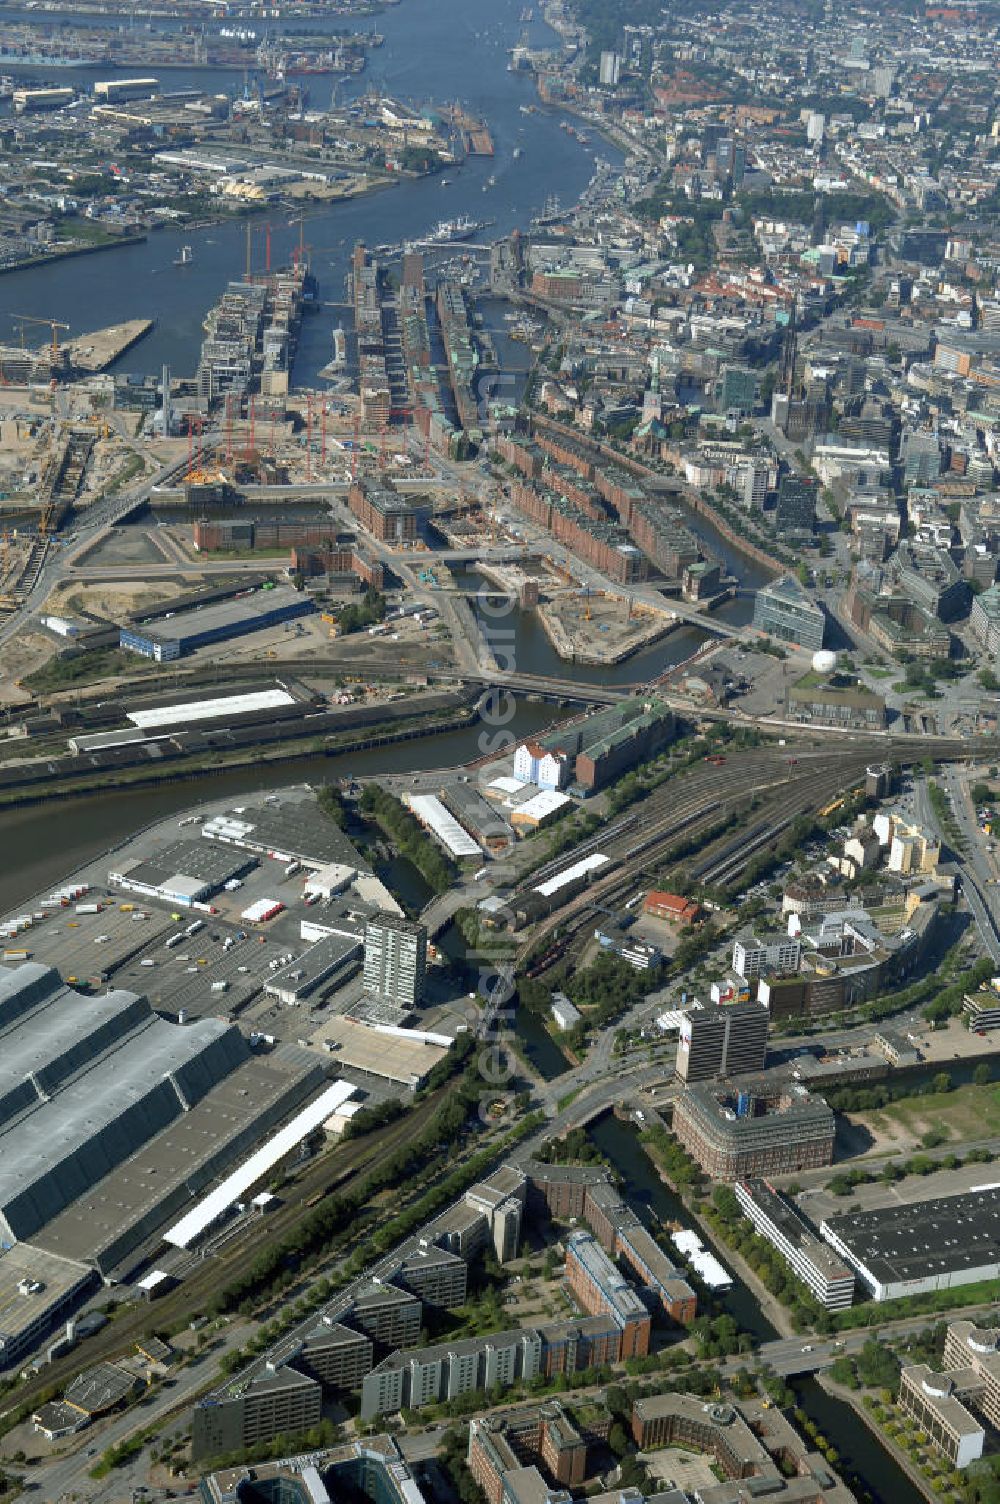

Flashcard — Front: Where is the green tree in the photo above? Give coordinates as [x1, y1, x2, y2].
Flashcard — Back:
[608, 1422, 630, 1457]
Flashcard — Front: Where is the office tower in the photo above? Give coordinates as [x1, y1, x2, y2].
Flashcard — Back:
[774, 473, 817, 538]
[753, 574, 826, 650]
[363, 916, 427, 1007]
[675, 1001, 769, 1083]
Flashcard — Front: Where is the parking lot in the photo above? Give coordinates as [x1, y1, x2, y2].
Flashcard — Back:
[12, 902, 172, 989]
[0, 785, 473, 1103]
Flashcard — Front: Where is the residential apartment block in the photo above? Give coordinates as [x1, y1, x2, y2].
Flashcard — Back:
[564, 1231, 651, 1359]
[734, 1180, 855, 1310]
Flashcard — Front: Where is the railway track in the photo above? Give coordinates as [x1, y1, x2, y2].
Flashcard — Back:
[1, 1091, 446, 1415]
[516, 748, 878, 974]
[516, 749, 834, 907]
[692, 763, 871, 887]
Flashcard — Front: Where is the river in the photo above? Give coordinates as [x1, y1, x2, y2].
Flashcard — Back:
[0, 696, 562, 913]
[590, 1115, 926, 1504]
[0, 0, 618, 387]
[0, 13, 916, 1501]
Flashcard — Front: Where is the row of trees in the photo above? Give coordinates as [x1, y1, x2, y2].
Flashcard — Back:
[642, 1123, 703, 1195]
[217, 1101, 543, 1381]
[315, 784, 349, 828]
[212, 1067, 534, 1319]
[825, 1051, 994, 1113]
[707, 1186, 825, 1332]
[826, 1138, 997, 1197]
[360, 783, 457, 894]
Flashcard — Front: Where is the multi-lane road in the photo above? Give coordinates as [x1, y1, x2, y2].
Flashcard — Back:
[0, 454, 192, 654]
[914, 769, 1000, 965]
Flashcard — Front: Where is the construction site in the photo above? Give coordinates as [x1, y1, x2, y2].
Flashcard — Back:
[469, 557, 681, 666]
[536, 586, 678, 666]
[0, 239, 474, 633]
[0, 222, 724, 722]
[0, 317, 154, 387]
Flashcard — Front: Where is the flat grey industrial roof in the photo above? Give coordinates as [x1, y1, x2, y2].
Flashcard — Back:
[0, 1242, 93, 1346]
[309, 1016, 450, 1086]
[823, 1187, 1000, 1286]
[265, 931, 362, 1000]
[18, 905, 174, 987]
[0, 963, 248, 1245]
[206, 797, 369, 872]
[0, 985, 150, 1124]
[739, 1180, 854, 1281]
[137, 586, 310, 645]
[35, 1047, 323, 1273]
[120, 839, 253, 891]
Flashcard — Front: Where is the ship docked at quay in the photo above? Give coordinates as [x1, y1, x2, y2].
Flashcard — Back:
[403, 216, 493, 252]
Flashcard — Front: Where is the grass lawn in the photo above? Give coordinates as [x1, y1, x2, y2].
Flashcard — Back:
[103, 454, 145, 495]
[858, 1082, 1000, 1148]
[59, 218, 119, 246]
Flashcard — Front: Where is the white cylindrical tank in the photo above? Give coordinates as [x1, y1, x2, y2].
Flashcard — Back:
[812, 648, 837, 673]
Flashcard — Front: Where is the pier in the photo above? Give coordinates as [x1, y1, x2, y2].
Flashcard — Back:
[66, 319, 155, 374]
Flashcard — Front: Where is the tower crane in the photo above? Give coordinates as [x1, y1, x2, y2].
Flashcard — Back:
[12, 316, 70, 364]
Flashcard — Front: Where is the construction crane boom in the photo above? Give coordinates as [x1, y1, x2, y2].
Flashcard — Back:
[13, 316, 69, 361]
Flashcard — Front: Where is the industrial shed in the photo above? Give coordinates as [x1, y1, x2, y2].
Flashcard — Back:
[119, 587, 315, 662]
[0, 964, 249, 1245]
[0, 962, 326, 1282]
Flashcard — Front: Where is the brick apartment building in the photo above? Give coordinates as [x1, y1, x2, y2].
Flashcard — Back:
[564, 1231, 651, 1359]
[346, 481, 426, 544]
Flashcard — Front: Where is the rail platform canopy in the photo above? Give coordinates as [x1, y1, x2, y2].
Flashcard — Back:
[162, 1080, 355, 1249]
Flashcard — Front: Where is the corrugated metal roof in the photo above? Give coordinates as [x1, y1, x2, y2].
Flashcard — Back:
[405, 794, 480, 858]
[127, 688, 296, 730]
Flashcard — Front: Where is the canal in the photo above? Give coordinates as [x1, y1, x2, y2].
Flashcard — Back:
[455, 568, 717, 688]
[590, 1114, 926, 1504]
[514, 1006, 573, 1079]
[452, 464, 777, 690]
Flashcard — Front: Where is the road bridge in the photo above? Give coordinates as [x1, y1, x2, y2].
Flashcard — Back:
[421, 576, 742, 638]
[0, 453, 195, 650]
